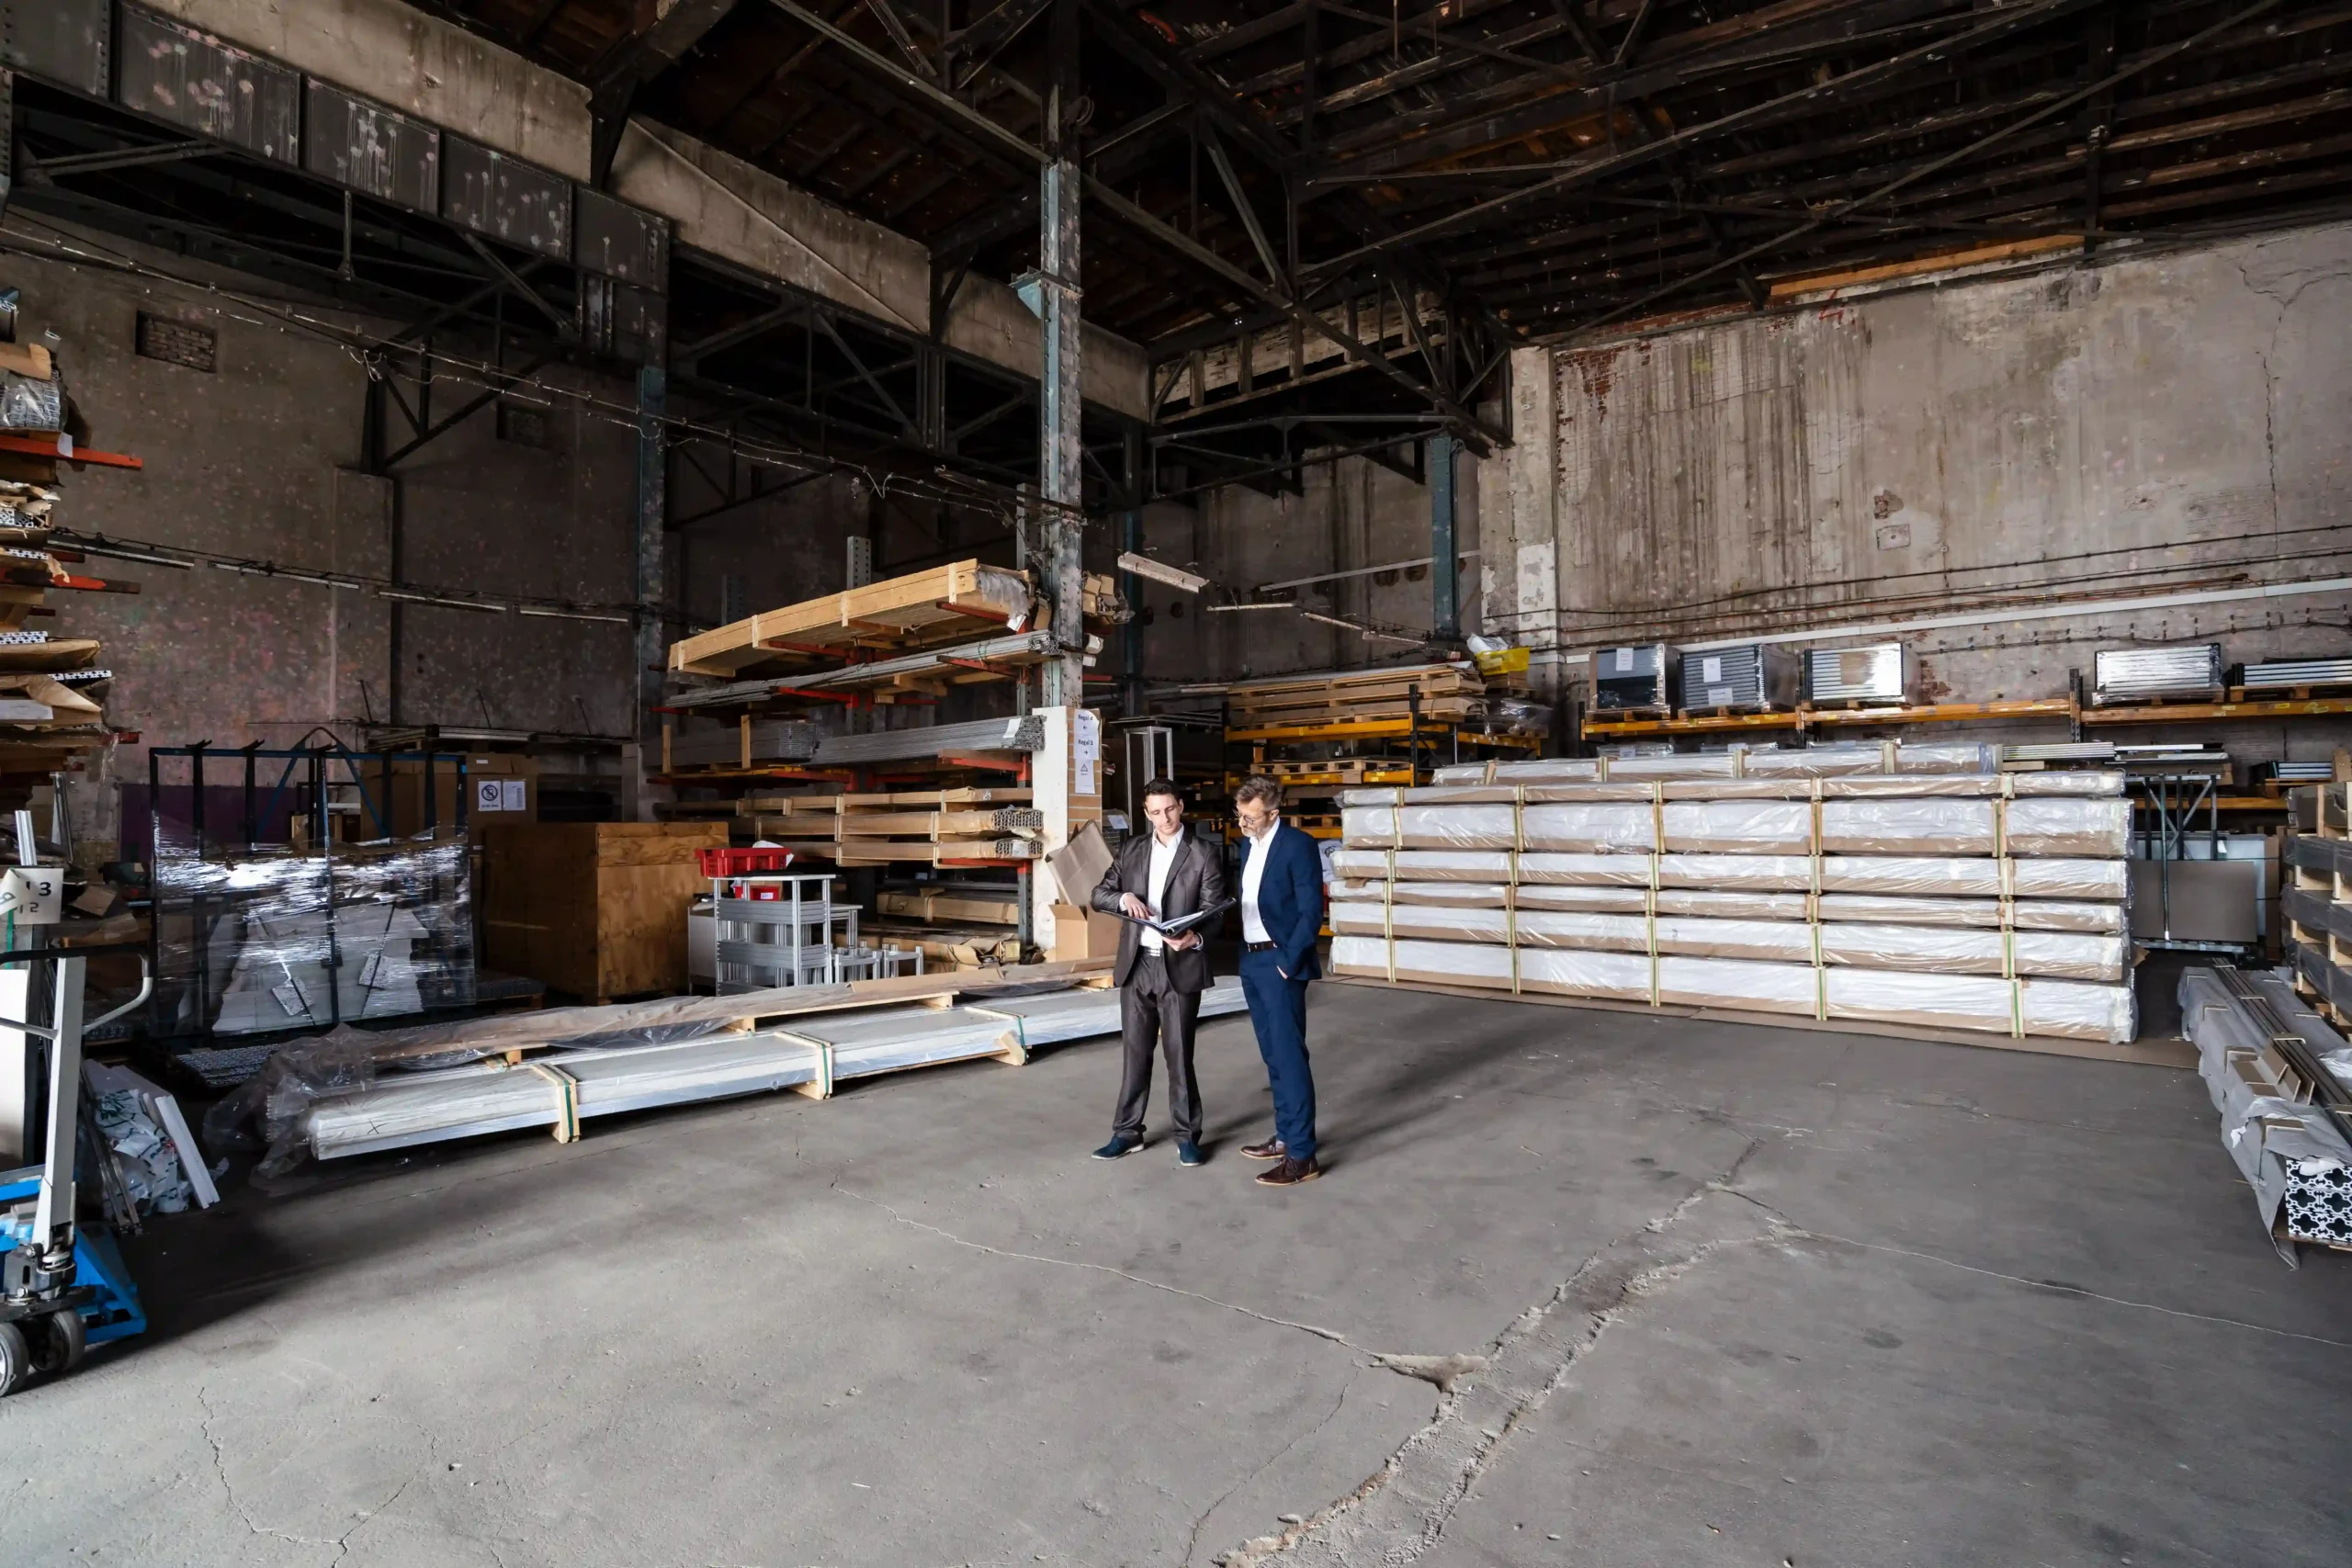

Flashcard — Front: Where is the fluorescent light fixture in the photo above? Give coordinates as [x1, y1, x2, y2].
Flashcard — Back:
[379, 590, 505, 614]
[210, 560, 367, 590]
[1117, 551, 1209, 594]
[1299, 610, 1426, 646]
[517, 605, 634, 624]
[1204, 602, 1294, 614]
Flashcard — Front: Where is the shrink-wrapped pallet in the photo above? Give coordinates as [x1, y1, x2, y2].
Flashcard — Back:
[1329, 936, 2135, 1043]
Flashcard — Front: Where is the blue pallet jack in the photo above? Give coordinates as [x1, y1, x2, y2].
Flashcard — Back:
[0, 847, 153, 1393]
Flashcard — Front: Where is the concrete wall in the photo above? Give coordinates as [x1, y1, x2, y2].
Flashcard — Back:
[1133, 452, 1477, 688]
[1478, 221, 2352, 758]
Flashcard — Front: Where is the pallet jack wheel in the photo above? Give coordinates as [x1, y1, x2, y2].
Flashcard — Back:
[0, 1322, 28, 1397]
[28, 1308, 85, 1376]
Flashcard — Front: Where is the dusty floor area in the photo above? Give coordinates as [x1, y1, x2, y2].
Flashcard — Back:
[6, 981, 2347, 1567]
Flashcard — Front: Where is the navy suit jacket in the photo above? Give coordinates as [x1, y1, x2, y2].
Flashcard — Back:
[1244, 822, 1324, 981]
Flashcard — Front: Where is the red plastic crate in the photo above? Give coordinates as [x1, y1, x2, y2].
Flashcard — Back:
[697, 846, 797, 876]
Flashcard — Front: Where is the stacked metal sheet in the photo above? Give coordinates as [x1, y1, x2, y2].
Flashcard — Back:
[2092, 644, 2222, 705]
[1329, 759, 2136, 1043]
[1591, 643, 1676, 711]
[2236, 657, 2352, 693]
[1679, 643, 1798, 713]
[1803, 643, 1909, 705]
[1432, 739, 1997, 785]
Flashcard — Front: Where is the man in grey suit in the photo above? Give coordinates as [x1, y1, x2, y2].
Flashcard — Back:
[1088, 778, 1228, 1167]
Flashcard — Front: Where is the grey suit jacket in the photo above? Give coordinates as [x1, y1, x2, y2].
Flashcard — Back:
[1089, 829, 1228, 994]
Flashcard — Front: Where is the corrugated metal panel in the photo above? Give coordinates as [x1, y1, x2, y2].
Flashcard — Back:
[116, 6, 300, 164]
[441, 136, 571, 260]
[2091, 644, 2222, 704]
[2240, 658, 2352, 690]
[574, 186, 669, 288]
[1680, 643, 1797, 711]
[1804, 644, 1909, 704]
[302, 79, 439, 211]
[2, 0, 111, 96]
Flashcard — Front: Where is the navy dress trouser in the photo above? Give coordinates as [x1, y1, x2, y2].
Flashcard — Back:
[1238, 948, 1315, 1161]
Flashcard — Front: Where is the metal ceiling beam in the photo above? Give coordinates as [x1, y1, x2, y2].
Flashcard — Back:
[1302, 0, 2107, 275]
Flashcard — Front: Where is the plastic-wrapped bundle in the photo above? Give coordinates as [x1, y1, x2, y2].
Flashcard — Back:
[1428, 740, 1997, 785]
[1345, 772, 2122, 807]
[1815, 893, 2123, 934]
[1329, 936, 2134, 1042]
[1328, 903, 2124, 980]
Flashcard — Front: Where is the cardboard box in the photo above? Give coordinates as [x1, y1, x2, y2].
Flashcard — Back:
[1047, 901, 1123, 962]
[388, 754, 539, 837]
[1046, 819, 1114, 906]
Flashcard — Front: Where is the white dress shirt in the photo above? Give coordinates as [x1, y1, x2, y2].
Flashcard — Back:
[1140, 832, 1181, 953]
[1241, 827, 1272, 943]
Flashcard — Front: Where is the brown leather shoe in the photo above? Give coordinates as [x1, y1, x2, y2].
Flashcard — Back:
[1254, 1156, 1322, 1188]
[1239, 1136, 1287, 1161]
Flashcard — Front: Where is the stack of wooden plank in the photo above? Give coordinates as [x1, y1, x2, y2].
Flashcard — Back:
[2284, 784, 2352, 1022]
[834, 787, 1042, 865]
[668, 559, 1125, 681]
[726, 791, 843, 860]
[1227, 662, 1486, 728]
[0, 334, 136, 783]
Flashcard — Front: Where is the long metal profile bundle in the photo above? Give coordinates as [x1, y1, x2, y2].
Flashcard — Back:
[670, 630, 1065, 708]
[810, 714, 1046, 765]
[303, 979, 1249, 1159]
[2177, 964, 2352, 1259]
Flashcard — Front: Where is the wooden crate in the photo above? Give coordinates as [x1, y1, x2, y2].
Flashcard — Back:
[482, 822, 726, 1003]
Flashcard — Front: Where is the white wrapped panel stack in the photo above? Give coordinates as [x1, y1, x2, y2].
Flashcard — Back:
[1330, 765, 2136, 1043]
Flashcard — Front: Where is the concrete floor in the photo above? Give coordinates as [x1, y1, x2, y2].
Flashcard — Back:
[7, 982, 2349, 1567]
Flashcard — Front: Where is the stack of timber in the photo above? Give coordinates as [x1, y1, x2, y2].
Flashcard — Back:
[2282, 783, 2352, 1023]
[729, 790, 845, 859]
[1227, 662, 1488, 728]
[835, 787, 1042, 865]
[1329, 755, 2138, 1044]
[668, 558, 1119, 680]
[0, 321, 138, 789]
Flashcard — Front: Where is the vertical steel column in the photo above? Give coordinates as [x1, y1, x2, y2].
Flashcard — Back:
[1121, 424, 1144, 717]
[1430, 433, 1460, 642]
[1036, 156, 1085, 708]
[635, 365, 669, 738]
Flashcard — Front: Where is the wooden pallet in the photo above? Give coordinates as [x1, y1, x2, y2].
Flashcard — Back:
[1679, 704, 1797, 719]
[836, 807, 1044, 838]
[670, 559, 1035, 677]
[836, 836, 1040, 864]
[2233, 683, 2352, 702]
[1589, 704, 1673, 721]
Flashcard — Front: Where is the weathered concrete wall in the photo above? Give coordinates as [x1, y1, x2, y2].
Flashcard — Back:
[1134, 452, 1478, 687]
[1478, 222, 2352, 755]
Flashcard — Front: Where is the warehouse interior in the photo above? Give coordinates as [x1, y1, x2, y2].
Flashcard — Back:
[2, 0, 2349, 1562]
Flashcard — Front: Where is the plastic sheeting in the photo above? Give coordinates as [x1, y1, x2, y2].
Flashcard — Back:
[154, 835, 474, 1037]
[1340, 795, 2130, 858]
[1345, 773, 2123, 807]
[1429, 741, 1998, 785]
[1329, 935, 2133, 1041]
[1328, 902, 2124, 979]
[1329, 847, 2130, 901]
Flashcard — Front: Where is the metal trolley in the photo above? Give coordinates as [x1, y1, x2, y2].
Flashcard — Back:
[1, 859, 153, 1393]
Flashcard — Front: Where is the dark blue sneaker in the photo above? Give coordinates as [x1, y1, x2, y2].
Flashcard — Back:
[1176, 1140, 1204, 1168]
[1092, 1135, 1144, 1160]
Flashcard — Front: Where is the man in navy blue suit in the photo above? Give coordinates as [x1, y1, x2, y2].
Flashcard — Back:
[1231, 775, 1326, 1187]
